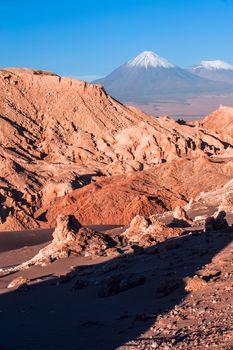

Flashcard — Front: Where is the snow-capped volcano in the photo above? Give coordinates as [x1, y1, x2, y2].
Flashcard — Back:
[193, 60, 233, 71]
[191, 60, 233, 83]
[127, 51, 175, 69]
[93, 51, 226, 105]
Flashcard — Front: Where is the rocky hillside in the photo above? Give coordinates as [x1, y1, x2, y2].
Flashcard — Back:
[195, 105, 233, 142]
[45, 157, 233, 226]
[1, 68, 233, 230]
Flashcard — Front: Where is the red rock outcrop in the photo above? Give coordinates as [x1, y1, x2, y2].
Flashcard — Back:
[45, 157, 233, 226]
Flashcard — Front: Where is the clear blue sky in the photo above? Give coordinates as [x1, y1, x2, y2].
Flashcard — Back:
[1, 0, 233, 80]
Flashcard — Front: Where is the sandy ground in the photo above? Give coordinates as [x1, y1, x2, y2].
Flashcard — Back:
[0, 224, 233, 350]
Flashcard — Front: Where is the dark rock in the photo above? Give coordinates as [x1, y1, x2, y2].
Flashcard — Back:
[157, 278, 181, 297]
[72, 279, 89, 290]
[131, 244, 145, 255]
[99, 273, 145, 297]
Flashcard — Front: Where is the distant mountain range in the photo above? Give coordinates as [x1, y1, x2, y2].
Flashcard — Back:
[92, 51, 233, 118]
[190, 60, 233, 84]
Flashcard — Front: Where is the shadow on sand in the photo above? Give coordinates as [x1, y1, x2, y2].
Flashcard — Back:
[0, 225, 232, 350]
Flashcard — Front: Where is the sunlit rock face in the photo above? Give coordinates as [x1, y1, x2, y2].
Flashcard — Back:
[0, 68, 233, 230]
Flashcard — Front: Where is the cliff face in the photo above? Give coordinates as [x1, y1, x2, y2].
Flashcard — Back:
[0, 68, 233, 230]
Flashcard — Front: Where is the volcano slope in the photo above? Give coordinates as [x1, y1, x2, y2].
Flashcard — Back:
[1, 68, 233, 230]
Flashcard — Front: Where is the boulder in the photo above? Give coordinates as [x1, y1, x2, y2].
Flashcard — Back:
[204, 216, 216, 233]
[204, 211, 229, 233]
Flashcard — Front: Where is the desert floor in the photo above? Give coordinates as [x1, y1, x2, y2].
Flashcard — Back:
[0, 224, 233, 350]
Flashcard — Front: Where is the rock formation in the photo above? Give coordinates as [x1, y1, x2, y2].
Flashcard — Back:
[122, 215, 183, 247]
[184, 178, 233, 225]
[203, 211, 229, 234]
[172, 205, 193, 226]
[0, 68, 233, 230]
[45, 157, 233, 226]
[0, 212, 187, 275]
[0, 215, 118, 274]
[218, 193, 233, 213]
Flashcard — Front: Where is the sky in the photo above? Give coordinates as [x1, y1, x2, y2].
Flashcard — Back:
[0, 0, 233, 80]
